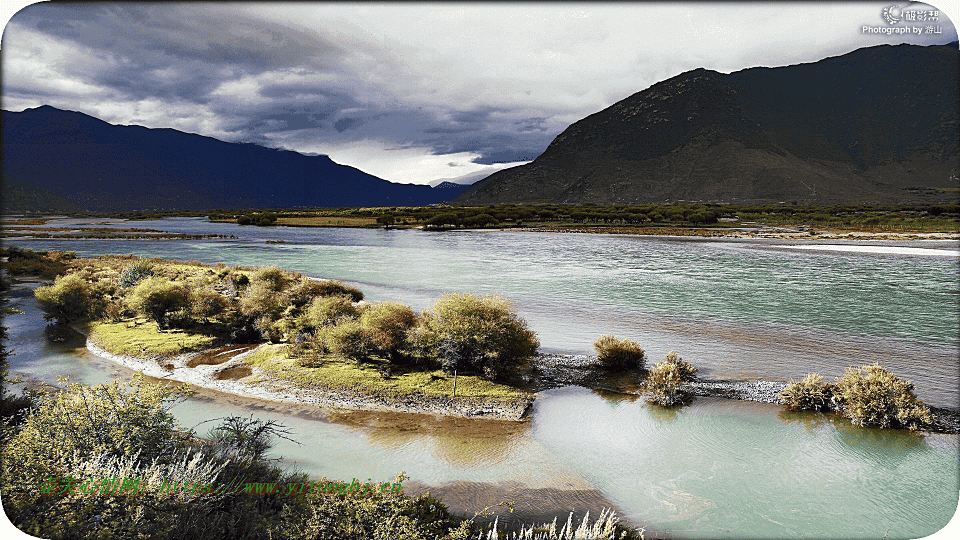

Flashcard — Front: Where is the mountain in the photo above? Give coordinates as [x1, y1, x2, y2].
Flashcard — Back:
[427, 166, 517, 187]
[1, 106, 462, 212]
[455, 43, 959, 206]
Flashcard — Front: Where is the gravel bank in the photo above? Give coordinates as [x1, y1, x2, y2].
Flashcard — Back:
[532, 354, 960, 434]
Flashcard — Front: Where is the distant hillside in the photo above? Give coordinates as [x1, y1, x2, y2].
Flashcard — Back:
[1, 106, 466, 212]
[456, 43, 959, 206]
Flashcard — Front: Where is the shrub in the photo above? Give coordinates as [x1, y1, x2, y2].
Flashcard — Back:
[251, 266, 294, 292]
[643, 360, 690, 407]
[663, 351, 697, 381]
[303, 295, 359, 329]
[593, 335, 645, 370]
[324, 320, 373, 363]
[415, 293, 539, 381]
[118, 260, 155, 288]
[0, 376, 310, 540]
[238, 280, 286, 327]
[275, 483, 476, 540]
[206, 415, 297, 462]
[359, 302, 418, 362]
[34, 274, 105, 325]
[286, 279, 327, 308]
[189, 287, 229, 321]
[2, 375, 193, 482]
[314, 280, 364, 302]
[0, 247, 72, 279]
[127, 276, 191, 330]
[780, 373, 833, 412]
[831, 364, 932, 430]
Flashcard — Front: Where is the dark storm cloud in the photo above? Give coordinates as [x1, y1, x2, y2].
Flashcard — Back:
[5, 2, 556, 169]
[9, 3, 349, 104]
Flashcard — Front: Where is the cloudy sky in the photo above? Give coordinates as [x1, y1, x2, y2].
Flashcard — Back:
[1, 2, 957, 185]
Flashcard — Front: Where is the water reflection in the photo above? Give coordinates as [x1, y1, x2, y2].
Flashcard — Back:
[329, 409, 528, 468]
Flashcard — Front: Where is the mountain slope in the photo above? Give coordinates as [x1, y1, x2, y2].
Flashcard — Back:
[455, 43, 959, 205]
[2, 106, 460, 212]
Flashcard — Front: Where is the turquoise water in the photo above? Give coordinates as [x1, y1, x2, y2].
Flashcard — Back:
[4, 218, 959, 538]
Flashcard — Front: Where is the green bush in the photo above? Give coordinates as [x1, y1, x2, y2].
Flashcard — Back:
[251, 266, 293, 292]
[593, 335, 645, 370]
[2, 376, 192, 483]
[0, 376, 312, 540]
[414, 293, 539, 381]
[359, 302, 418, 362]
[275, 482, 475, 540]
[189, 287, 229, 322]
[303, 294, 359, 329]
[237, 280, 286, 333]
[126, 276, 191, 330]
[118, 260, 155, 288]
[313, 279, 364, 302]
[780, 373, 833, 412]
[34, 274, 105, 325]
[324, 319, 373, 363]
[831, 364, 932, 430]
[286, 279, 326, 308]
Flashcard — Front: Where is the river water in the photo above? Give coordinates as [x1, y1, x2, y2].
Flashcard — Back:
[3, 218, 958, 538]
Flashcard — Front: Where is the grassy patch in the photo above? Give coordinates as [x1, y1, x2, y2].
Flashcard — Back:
[89, 318, 220, 358]
[243, 345, 524, 402]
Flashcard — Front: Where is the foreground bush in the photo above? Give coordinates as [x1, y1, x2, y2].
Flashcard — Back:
[414, 293, 539, 381]
[0, 377, 483, 540]
[831, 364, 932, 430]
[2, 376, 193, 482]
[780, 373, 833, 412]
[593, 335, 645, 370]
[486, 508, 643, 540]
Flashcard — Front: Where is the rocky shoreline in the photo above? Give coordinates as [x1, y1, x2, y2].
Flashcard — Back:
[82, 340, 959, 432]
[530, 354, 960, 434]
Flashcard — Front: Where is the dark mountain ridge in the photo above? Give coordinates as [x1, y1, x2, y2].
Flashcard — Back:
[1, 106, 468, 212]
[455, 43, 959, 206]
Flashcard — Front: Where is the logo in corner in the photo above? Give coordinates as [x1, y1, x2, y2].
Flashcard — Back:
[882, 5, 902, 25]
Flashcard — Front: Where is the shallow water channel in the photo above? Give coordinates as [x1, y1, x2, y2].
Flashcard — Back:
[3, 218, 959, 538]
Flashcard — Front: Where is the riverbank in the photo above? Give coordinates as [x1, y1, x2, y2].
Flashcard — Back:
[510, 224, 960, 241]
[530, 353, 960, 435]
[82, 337, 960, 433]
[85, 338, 533, 421]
